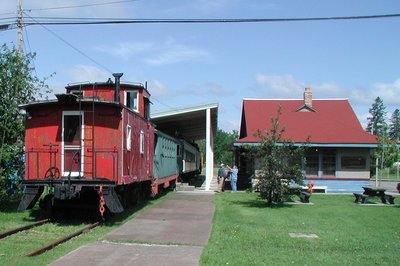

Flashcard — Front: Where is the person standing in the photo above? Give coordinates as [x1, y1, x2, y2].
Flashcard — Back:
[229, 165, 238, 192]
[217, 163, 227, 192]
[217, 163, 224, 185]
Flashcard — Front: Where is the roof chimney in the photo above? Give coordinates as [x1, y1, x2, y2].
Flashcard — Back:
[304, 87, 312, 108]
[113, 73, 123, 103]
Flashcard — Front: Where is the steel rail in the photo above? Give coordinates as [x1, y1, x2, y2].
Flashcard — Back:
[0, 219, 51, 239]
[25, 222, 99, 256]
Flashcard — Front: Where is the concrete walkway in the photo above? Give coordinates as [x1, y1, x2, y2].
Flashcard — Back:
[50, 191, 215, 266]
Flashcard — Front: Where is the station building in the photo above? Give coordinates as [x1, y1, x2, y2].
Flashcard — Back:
[234, 88, 378, 191]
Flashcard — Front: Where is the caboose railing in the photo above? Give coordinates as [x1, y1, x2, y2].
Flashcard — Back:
[26, 145, 118, 182]
[26, 144, 59, 179]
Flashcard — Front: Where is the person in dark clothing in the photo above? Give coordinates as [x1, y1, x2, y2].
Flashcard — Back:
[217, 163, 227, 192]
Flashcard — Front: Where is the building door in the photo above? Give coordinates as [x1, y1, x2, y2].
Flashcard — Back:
[322, 149, 336, 176]
[62, 111, 84, 177]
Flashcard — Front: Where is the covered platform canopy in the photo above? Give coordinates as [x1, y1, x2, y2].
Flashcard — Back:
[151, 103, 218, 190]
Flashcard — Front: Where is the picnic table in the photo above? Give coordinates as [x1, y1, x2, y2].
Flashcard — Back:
[289, 185, 312, 203]
[353, 186, 387, 204]
[384, 192, 400, 204]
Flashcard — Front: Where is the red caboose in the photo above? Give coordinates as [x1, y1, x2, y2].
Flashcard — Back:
[18, 73, 174, 215]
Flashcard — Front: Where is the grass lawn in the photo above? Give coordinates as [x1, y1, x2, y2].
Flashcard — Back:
[201, 193, 400, 265]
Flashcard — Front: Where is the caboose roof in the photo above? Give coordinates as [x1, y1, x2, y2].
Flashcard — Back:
[19, 95, 121, 109]
[66, 81, 151, 98]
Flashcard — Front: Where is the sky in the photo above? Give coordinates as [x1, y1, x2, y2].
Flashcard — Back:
[1, 0, 400, 133]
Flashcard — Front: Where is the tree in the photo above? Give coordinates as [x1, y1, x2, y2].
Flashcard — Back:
[389, 109, 400, 141]
[249, 106, 305, 206]
[214, 129, 238, 166]
[366, 97, 387, 136]
[375, 125, 399, 169]
[0, 44, 51, 202]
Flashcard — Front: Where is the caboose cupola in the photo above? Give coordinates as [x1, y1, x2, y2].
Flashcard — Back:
[65, 74, 151, 118]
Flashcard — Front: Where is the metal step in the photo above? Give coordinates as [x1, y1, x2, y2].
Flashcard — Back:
[176, 182, 195, 191]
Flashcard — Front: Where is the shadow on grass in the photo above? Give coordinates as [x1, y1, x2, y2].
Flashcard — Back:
[229, 197, 294, 209]
[0, 195, 22, 212]
[1, 189, 174, 227]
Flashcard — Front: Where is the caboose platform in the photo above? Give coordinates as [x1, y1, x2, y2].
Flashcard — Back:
[50, 191, 215, 266]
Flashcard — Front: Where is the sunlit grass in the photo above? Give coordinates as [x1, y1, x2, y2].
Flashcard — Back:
[201, 193, 400, 265]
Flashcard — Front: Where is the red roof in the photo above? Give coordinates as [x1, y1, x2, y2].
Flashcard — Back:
[236, 98, 377, 145]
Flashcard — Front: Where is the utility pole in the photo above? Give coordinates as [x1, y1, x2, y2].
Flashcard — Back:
[17, 0, 23, 57]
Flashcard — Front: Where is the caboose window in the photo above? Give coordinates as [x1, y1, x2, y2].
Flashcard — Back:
[127, 125, 132, 151]
[62, 111, 84, 177]
[125, 91, 138, 112]
[140, 130, 144, 154]
[64, 115, 81, 145]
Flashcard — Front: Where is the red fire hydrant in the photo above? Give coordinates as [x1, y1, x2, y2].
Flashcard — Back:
[307, 181, 314, 193]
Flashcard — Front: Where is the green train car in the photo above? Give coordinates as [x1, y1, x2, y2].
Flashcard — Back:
[153, 130, 201, 187]
[153, 130, 180, 180]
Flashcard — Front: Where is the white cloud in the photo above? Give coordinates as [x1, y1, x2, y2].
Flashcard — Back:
[255, 74, 305, 97]
[182, 83, 229, 96]
[254, 74, 400, 106]
[145, 42, 209, 66]
[147, 79, 168, 97]
[206, 83, 229, 96]
[255, 74, 347, 99]
[65, 64, 110, 83]
[94, 42, 154, 58]
[94, 39, 210, 66]
[46, 81, 67, 98]
[350, 78, 400, 106]
[371, 79, 400, 105]
[312, 82, 346, 97]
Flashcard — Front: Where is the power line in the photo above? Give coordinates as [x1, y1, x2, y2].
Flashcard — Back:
[24, 0, 139, 12]
[19, 13, 400, 26]
[2, 12, 400, 31]
[23, 12, 114, 74]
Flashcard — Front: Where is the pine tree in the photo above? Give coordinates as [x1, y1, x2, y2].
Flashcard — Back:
[249, 106, 305, 206]
[366, 97, 387, 136]
[389, 109, 400, 141]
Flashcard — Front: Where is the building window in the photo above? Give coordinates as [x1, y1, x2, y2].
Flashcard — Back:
[140, 130, 144, 154]
[305, 150, 319, 176]
[322, 149, 336, 175]
[126, 125, 132, 151]
[125, 91, 138, 112]
[341, 156, 366, 170]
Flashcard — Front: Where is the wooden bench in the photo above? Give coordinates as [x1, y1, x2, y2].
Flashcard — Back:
[299, 191, 311, 203]
[385, 192, 400, 204]
[302, 186, 328, 193]
[353, 193, 369, 204]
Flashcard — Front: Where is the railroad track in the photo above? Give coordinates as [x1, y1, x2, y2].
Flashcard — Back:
[0, 218, 51, 240]
[0, 219, 99, 256]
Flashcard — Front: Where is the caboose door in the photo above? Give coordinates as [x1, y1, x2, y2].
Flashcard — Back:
[62, 111, 84, 177]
